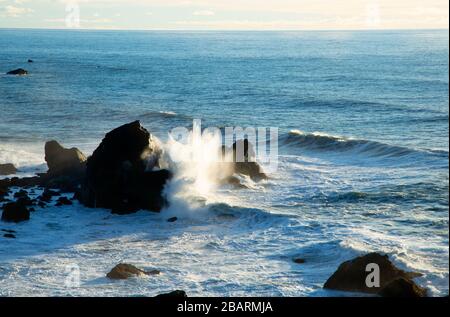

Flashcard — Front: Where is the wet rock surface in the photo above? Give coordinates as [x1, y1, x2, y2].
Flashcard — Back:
[0, 163, 17, 175]
[155, 290, 187, 298]
[324, 253, 425, 296]
[106, 263, 160, 280]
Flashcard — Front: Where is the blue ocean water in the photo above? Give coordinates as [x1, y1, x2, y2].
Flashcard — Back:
[0, 29, 448, 296]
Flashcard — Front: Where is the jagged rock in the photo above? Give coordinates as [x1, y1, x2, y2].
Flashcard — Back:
[378, 277, 427, 297]
[106, 263, 159, 280]
[1, 201, 30, 223]
[155, 290, 187, 298]
[324, 253, 423, 295]
[45, 140, 86, 177]
[7, 68, 28, 75]
[7, 176, 41, 188]
[78, 121, 171, 214]
[41, 141, 87, 192]
[0, 163, 17, 175]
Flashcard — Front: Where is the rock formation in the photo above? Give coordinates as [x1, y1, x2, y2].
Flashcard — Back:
[77, 121, 171, 214]
[7, 68, 28, 75]
[324, 252, 426, 297]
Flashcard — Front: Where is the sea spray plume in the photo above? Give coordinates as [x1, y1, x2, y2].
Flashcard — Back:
[143, 135, 163, 171]
[159, 120, 277, 218]
[158, 122, 232, 220]
[163, 120, 232, 199]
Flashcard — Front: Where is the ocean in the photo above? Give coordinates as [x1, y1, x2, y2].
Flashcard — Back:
[0, 29, 448, 296]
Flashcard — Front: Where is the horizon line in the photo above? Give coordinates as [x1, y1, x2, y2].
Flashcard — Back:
[0, 26, 448, 32]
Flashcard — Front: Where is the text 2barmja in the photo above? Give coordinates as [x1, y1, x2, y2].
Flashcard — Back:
[177, 301, 274, 314]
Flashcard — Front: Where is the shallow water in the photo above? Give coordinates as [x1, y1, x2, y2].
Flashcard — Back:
[0, 29, 448, 296]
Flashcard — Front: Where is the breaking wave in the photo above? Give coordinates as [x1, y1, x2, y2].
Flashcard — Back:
[281, 130, 448, 160]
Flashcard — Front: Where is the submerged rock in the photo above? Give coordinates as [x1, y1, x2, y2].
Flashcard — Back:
[1, 201, 30, 223]
[324, 253, 424, 296]
[155, 290, 187, 298]
[3, 233, 16, 239]
[0, 163, 17, 175]
[293, 258, 306, 264]
[39, 188, 60, 203]
[106, 263, 159, 279]
[77, 121, 171, 214]
[55, 196, 72, 206]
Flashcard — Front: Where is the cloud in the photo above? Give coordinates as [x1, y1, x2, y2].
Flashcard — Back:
[193, 10, 215, 16]
[1, 5, 33, 18]
[1, 0, 448, 29]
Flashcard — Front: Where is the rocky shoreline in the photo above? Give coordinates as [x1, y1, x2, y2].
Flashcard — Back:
[0, 121, 430, 297]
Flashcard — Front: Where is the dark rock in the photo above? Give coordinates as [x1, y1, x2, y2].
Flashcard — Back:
[155, 290, 187, 298]
[222, 139, 267, 181]
[220, 175, 248, 189]
[28, 59, 33, 63]
[1, 229, 17, 233]
[0, 187, 8, 202]
[106, 263, 158, 280]
[78, 121, 171, 214]
[3, 233, 16, 238]
[0, 163, 17, 175]
[14, 190, 28, 199]
[45, 140, 86, 178]
[167, 217, 178, 223]
[324, 253, 423, 295]
[234, 161, 267, 181]
[55, 196, 72, 206]
[9, 176, 41, 188]
[7, 68, 28, 75]
[1, 201, 30, 223]
[293, 258, 306, 264]
[378, 277, 427, 297]
[16, 196, 34, 207]
[39, 188, 60, 203]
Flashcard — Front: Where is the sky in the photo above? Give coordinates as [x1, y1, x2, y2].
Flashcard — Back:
[0, 0, 448, 30]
